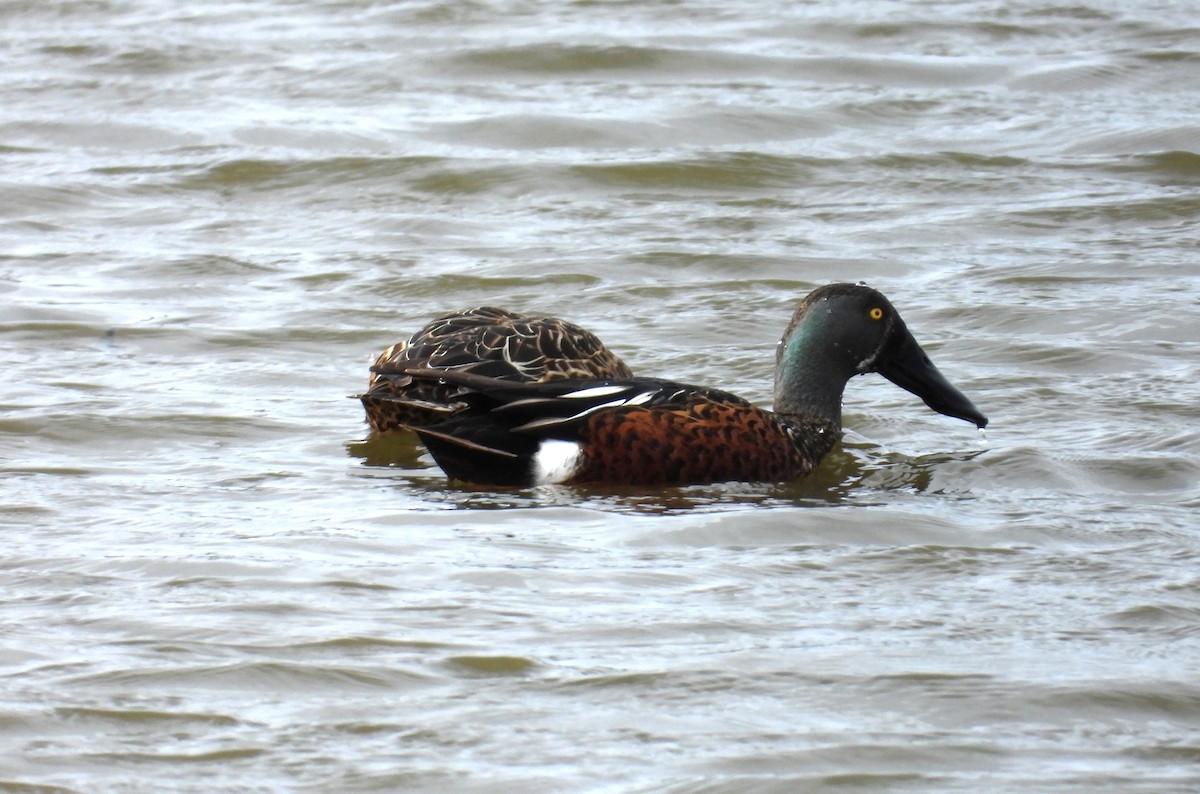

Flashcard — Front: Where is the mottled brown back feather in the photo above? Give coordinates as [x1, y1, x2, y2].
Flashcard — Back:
[360, 308, 631, 433]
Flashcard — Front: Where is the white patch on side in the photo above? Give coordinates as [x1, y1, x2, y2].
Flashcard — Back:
[532, 439, 584, 484]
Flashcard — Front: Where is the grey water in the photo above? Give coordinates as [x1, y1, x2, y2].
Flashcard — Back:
[3, 1, 1199, 791]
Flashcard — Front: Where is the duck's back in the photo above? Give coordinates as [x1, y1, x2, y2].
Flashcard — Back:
[360, 307, 631, 432]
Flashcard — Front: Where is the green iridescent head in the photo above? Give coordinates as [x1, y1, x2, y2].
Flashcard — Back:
[774, 283, 987, 428]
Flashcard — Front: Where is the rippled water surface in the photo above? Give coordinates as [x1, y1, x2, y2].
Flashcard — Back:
[4, 1, 1200, 791]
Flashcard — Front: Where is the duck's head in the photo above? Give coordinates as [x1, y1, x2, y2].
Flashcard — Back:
[774, 283, 988, 428]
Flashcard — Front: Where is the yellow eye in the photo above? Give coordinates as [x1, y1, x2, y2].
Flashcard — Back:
[868, 307, 884, 320]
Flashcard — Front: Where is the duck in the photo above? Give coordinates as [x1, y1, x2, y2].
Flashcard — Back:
[374, 283, 988, 486]
[359, 306, 632, 433]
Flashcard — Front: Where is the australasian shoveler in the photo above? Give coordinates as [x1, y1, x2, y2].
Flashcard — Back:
[372, 283, 988, 487]
[359, 306, 632, 433]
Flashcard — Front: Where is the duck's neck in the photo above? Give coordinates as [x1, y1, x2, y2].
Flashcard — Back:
[772, 323, 857, 430]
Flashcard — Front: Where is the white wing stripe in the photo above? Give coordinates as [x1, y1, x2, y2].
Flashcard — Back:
[624, 390, 656, 406]
[560, 384, 629, 399]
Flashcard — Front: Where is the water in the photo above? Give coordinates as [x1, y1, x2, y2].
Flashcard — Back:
[3, 1, 1200, 791]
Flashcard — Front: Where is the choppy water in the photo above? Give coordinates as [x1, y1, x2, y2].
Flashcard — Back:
[4, 1, 1200, 791]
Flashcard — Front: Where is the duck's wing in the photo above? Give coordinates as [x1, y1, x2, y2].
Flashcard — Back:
[401, 369, 814, 486]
